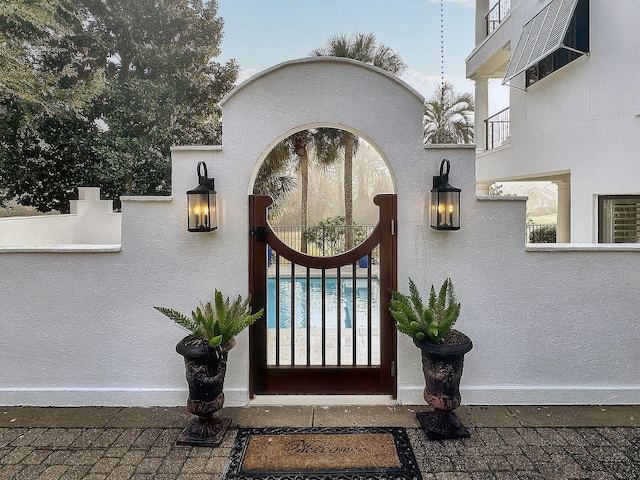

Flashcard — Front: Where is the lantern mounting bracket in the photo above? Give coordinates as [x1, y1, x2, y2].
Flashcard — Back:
[433, 159, 450, 189]
[197, 161, 215, 191]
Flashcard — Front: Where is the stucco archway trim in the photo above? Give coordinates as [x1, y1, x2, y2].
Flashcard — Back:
[221, 57, 425, 106]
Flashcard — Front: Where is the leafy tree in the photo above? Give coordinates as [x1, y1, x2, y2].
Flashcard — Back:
[0, 0, 103, 113]
[311, 33, 406, 250]
[0, 0, 237, 213]
[423, 81, 474, 144]
[0, 0, 106, 210]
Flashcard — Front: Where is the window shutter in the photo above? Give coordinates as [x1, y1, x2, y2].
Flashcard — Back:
[613, 201, 640, 243]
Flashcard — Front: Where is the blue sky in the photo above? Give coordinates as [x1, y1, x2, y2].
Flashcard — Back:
[216, 0, 478, 101]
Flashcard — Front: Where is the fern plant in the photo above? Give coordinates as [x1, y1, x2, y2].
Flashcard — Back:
[155, 290, 264, 348]
[389, 278, 461, 343]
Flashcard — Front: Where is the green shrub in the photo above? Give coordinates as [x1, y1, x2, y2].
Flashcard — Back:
[389, 278, 460, 344]
[529, 225, 556, 243]
[304, 215, 366, 255]
[155, 290, 263, 347]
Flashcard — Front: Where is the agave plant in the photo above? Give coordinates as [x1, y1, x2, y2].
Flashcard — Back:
[389, 278, 460, 343]
[155, 290, 264, 347]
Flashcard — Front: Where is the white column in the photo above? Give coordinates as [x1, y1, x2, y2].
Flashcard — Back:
[556, 181, 571, 243]
[474, 76, 489, 151]
[476, 0, 490, 44]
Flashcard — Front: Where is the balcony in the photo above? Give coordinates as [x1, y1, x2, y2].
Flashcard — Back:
[486, 0, 511, 36]
[485, 107, 510, 150]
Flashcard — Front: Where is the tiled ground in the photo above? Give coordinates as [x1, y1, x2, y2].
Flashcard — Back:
[1, 405, 638, 479]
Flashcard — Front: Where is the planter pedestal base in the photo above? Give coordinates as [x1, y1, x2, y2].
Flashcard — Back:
[416, 411, 470, 441]
[177, 417, 232, 446]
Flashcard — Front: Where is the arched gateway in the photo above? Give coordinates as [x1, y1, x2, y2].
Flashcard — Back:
[219, 57, 425, 397]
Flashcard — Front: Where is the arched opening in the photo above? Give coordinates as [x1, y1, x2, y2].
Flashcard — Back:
[248, 126, 397, 397]
[252, 126, 395, 257]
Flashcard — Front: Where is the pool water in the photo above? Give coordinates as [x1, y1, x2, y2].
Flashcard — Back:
[267, 277, 380, 329]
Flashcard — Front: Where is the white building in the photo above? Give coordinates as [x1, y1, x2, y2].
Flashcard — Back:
[467, 0, 640, 243]
[1, 58, 639, 408]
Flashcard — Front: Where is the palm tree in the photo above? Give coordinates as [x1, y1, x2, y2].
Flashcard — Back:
[255, 129, 341, 253]
[423, 81, 474, 144]
[311, 32, 406, 250]
[253, 141, 297, 221]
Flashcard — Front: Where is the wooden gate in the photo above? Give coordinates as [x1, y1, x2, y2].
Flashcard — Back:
[248, 194, 397, 396]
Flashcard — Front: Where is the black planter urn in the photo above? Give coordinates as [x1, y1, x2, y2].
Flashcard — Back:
[175, 335, 235, 446]
[414, 329, 473, 440]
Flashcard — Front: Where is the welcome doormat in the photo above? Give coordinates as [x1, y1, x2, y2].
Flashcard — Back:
[223, 426, 422, 480]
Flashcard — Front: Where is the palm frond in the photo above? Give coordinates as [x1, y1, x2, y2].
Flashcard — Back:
[423, 81, 474, 145]
[154, 307, 198, 334]
[389, 278, 461, 343]
[155, 290, 264, 347]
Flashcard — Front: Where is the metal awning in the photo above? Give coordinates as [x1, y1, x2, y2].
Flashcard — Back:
[503, 0, 582, 83]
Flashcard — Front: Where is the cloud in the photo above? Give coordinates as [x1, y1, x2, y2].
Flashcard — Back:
[402, 69, 474, 99]
[427, 0, 475, 8]
[235, 68, 258, 85]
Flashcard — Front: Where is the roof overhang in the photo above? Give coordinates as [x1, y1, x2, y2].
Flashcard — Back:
[503, 0, 585, 83]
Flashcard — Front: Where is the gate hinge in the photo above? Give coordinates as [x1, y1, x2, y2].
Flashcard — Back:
[390, 360, 396, 378]
[391, 219, 395, 236]
[251, 226, 267, 243]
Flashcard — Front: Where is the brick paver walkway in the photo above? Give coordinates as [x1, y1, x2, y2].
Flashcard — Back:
[1, 406, 638, 479]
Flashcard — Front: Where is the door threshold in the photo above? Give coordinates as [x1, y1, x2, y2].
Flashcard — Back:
[249, 395, 397, 406]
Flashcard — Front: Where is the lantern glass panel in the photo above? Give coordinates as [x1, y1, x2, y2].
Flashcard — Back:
[431, 189, 460, 230]
[188, 192, 216, 232]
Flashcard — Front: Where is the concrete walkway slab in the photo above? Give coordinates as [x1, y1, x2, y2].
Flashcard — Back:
[1, 407, 121, 428]
[223, 406, 314, 428]
[313, 405, 423, 427]
[106, 407, 191, 428]
[457, 405, 521, 427]
[509, 405, 640, 427]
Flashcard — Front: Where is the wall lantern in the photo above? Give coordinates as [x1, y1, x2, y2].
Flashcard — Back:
[431, 159, 461, 230]
[187, 161, 217, 232]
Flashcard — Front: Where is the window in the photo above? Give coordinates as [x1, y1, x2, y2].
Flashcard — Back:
[599, 196, 640, 243]
[525, 0, 589, 87]
[503, 0, 589, 85]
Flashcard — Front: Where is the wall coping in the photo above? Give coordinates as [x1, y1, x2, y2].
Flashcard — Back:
[425, 143, 477, 150]
[0, 245, 121, 253]
[120, 196, 173, 202]
[169, 145, 222, 152]
[526, 243, 640, 252]
[222, 57, 425, 106]
[477, 195, 528, 201]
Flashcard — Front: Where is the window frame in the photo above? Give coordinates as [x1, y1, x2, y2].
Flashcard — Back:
[598, 195, 640, 244]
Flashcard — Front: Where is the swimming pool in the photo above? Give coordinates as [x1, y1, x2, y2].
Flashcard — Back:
[267, 277, 380, 329]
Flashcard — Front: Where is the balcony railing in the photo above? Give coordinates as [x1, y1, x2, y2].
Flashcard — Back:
[486, 0, 511, 36]
[485, 107, 510, 150]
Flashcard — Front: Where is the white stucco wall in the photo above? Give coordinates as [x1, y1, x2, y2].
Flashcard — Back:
[0, 187, 121, 249]
[474, 0, 640, 243]
[0, 57, 638, 407]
